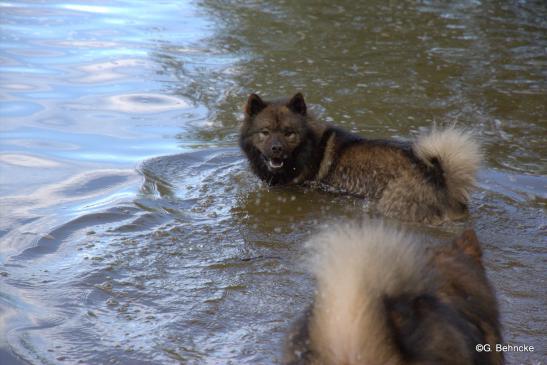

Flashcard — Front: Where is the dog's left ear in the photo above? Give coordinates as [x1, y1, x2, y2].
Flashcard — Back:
[453, 229, 482, 264]
[287, 93, 307, 116]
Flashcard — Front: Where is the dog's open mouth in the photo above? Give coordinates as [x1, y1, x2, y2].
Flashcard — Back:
[266, 157, 284, 170]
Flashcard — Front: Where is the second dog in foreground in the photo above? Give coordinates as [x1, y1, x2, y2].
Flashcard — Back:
[239, 93, 481, 223]
[284, 224, 503, 365]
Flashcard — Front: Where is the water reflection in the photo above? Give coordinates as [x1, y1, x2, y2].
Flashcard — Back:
[0, 154, 62, 168]
[0, 168, 137, 244]
[75, 59, 148, 84]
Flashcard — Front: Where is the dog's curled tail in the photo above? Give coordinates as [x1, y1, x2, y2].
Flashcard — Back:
[413, 127, 481, 205]
[305, 223, 430, 364]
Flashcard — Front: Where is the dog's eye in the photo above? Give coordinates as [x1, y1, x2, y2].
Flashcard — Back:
[259, 130, 270, 137]
[285, 131, 296, 138]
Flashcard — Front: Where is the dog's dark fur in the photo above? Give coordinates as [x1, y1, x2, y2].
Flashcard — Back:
[284, 225, 503, 365]
[239, 93, 481, 223]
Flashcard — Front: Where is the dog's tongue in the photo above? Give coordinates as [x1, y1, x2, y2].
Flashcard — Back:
[268, 159, 284, 169]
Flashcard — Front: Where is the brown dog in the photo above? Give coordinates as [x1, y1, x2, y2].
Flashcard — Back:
[284, 224, 503, 365]
[239, 93, 481, 223]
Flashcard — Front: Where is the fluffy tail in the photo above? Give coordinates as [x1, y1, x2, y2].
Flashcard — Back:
[305, 223, 431, 365]
[413, 127, 481, 205]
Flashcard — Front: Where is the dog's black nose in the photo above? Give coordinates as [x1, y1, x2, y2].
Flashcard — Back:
[271, 143, 282, 154]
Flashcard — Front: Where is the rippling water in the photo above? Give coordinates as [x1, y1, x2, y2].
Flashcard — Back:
[1, 1, 546, 364]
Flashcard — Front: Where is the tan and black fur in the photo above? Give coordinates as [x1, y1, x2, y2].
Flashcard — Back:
[239, 93, 481, 223]
[284, 223, 503, 365]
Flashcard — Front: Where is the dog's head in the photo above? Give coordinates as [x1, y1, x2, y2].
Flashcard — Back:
[240, 92, 309, 174]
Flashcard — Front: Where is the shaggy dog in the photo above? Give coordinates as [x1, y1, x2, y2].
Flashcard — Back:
[284, 223, 503, 365]
[239, 93, 481, 223]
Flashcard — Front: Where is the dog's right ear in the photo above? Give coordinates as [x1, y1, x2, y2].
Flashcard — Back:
[453, 229, 483, 264]
[244, 93, 267, 118]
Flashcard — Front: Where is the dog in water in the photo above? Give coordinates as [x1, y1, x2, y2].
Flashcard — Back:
[239, 93, 481, 223]
[284, 223, 503, 365]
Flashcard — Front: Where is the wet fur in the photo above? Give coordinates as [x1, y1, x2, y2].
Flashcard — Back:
[239, 93, 481, 223]
[284, 224, 503, 365]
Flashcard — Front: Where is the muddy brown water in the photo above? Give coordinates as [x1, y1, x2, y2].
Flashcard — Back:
[1, 1, 546, 364]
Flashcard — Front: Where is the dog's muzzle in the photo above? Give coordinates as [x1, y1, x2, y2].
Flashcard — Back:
[263, 155, 285, 171]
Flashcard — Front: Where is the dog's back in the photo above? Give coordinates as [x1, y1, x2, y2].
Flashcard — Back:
[284, 224, 503, 365]
[318, 127, 481, 223]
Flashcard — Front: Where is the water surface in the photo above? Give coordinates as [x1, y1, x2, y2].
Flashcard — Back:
[1, 1, 546, 364]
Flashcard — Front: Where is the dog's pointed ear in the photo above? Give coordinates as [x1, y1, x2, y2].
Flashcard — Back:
[287, 92, 307, 116]
[244, 93, 267, 117]
[453, 229, 482, 263]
